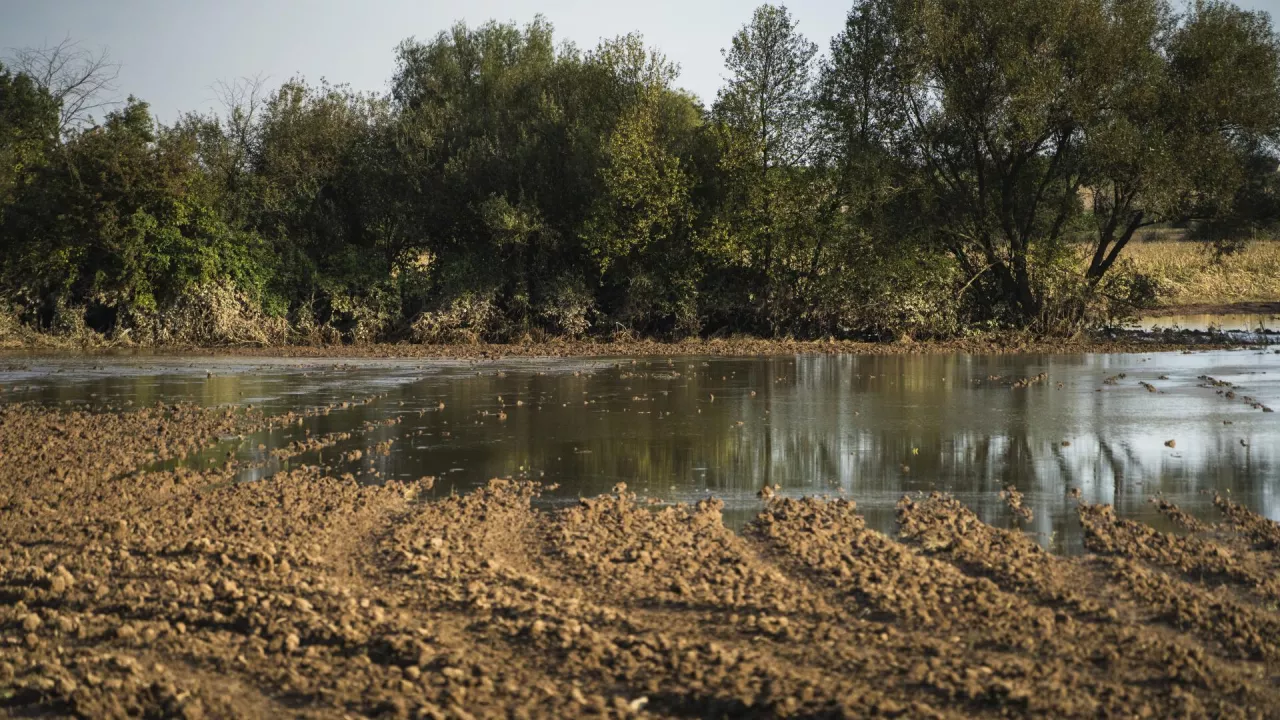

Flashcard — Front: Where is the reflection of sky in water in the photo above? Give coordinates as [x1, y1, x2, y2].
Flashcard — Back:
[2, 350, 1278, 554]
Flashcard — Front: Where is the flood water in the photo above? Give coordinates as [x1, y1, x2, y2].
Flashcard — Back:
[3, 349, 1278, 554]
[1134, 312, 1280, 340]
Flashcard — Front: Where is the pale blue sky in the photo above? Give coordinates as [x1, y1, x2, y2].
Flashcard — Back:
[3, 0, 1278, 122]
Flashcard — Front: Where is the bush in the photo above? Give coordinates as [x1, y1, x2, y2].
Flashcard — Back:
[409, 292, 498, 344]
[539, 277, 595, 338]
[123, 282, 288, 346]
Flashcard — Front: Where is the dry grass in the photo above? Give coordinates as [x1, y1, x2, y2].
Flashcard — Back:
[1123, 239, 1280, 307]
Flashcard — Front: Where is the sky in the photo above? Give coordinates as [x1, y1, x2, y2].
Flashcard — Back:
[3, 0, 1279, 123]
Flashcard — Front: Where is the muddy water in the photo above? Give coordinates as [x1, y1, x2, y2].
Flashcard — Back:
[3, 349, 1278, 553]
[1135, 312, 1280, 338]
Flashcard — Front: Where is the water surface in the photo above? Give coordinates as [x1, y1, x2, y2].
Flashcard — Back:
[3, 350, 1277, 554]
[1134, 312, 1280, 341]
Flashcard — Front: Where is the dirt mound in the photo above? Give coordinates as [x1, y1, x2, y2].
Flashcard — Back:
[3, 406, 1280, 717]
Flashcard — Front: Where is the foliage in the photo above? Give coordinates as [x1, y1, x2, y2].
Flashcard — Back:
[0, 98, 276, 335]
[711, 5, 825, 333]
[823, 0, 1280, 330]
[1, 3, 1278, 344]
[581, 36, 704, 336]
[1191, 146, 1280, 249]
[0, 63, 58, 214]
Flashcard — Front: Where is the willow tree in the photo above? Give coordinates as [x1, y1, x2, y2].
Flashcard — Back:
[825, 0, 1280, 328]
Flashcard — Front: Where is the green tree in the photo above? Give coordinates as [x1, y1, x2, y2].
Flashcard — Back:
[580, 35, 704, 335]
[391, 19, 655, 339]
[0, 63, 58, 216]
[1191, 146, 1280, 248]
[1, 99, 272, 333]
[170, 75, 269, 228]
[825, 0, 1280, 328]
[713, 4, 821, 332]
[242, 79, 392, 338]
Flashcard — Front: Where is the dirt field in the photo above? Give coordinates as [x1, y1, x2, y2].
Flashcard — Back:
[4, 401, 1280, 718]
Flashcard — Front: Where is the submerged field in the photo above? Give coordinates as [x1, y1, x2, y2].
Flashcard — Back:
[3, 355, 1280, 717]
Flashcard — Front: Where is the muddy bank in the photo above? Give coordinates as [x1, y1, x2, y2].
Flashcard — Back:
[0, 332, 1260, 361]
[4, 404, 1280, 718]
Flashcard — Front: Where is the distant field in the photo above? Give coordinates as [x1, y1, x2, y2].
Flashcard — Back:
[1123, 239, 1280, 307]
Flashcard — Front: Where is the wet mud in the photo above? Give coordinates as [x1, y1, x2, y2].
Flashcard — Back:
[4, 404, 1280, 718]
[1, 333, 1251, 363]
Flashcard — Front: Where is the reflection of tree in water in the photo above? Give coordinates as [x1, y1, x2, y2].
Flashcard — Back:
[1096, 437, 1126, 508]
[458, 357, 1273, 525]
[6, 353, 1280, 544]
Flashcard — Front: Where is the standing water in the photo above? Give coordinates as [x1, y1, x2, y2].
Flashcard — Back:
[1133, 311, 1280, 342]
[2, 349, 1277, 553]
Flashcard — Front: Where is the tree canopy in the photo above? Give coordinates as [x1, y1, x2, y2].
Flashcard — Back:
[1, 1, 1278, 343]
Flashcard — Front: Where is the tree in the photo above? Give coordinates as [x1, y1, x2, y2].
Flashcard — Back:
[713, 4, 820, 331]
[0, 98, 273, 333]
[817, 0, 914, 223]
[1191, 145, 1280, 248]
[3, 5, 1277, 343]
[8, 36, 120, 134]
[173, 74, 269, 223]
[0, 62, 58, 213]
[825, 0, 1280, 328]
[246, 79, 389, 336]
[580, 35, 704, 335]
[390, 19, 663, 339]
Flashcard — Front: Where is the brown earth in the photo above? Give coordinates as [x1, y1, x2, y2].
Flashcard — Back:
[3, 403, 1280, 718]
[0, 330, 1266, 362]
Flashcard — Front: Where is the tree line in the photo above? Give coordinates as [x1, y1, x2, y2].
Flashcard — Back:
[2, 0, 1279, 345]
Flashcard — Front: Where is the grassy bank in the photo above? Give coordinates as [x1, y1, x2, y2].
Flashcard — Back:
[1125, 239, 1280, 308]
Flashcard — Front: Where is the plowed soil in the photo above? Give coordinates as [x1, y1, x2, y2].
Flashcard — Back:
[3, 402, 1280, 718]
